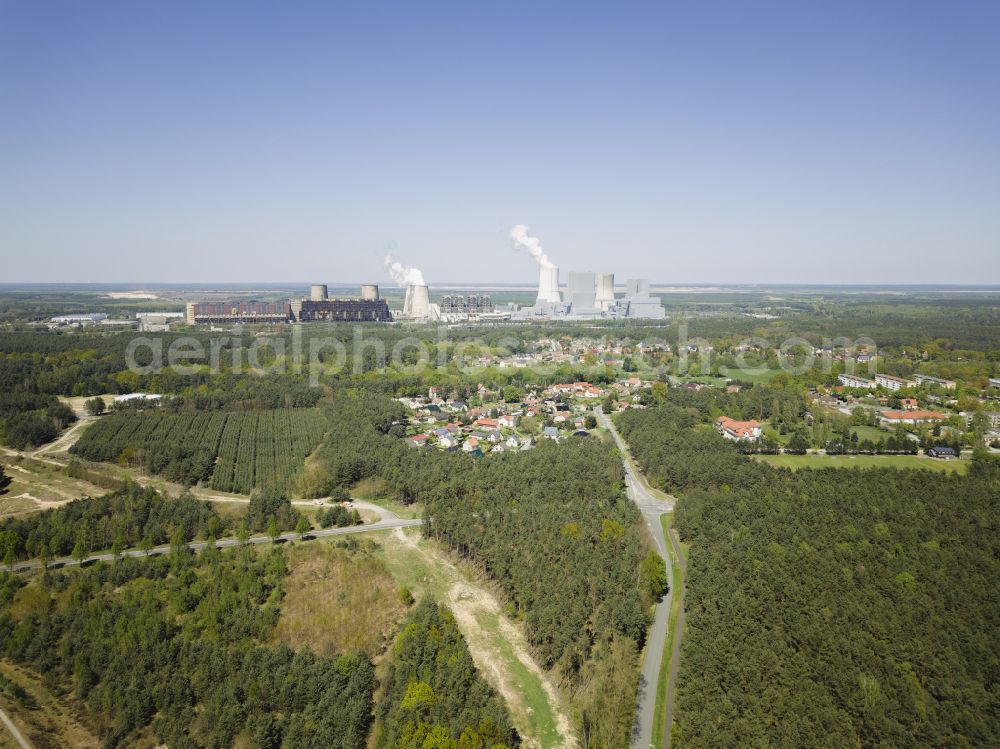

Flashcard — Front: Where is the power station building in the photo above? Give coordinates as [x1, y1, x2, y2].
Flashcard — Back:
[289, 284, 391, 322]
[186, 284, 390, 325]
[512, 271, 665, 320]
[621, 278, 666, 319]
[290, 298, 391, 322]
[185, 301, 291, 325]
[439, 295, 494, 315]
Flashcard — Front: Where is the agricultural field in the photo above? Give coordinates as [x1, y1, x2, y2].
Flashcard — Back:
[71, 408, 326, 494]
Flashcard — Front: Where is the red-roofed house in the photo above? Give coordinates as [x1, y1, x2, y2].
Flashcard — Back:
[879, 410, 946, 425]
[715, 416, 762, 441]
[406, 434, 429, 448]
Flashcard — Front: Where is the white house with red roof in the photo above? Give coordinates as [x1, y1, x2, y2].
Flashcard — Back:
[715, 416, 763, 441]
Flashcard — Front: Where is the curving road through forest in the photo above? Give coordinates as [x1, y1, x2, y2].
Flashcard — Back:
[597, 407, 680, 749]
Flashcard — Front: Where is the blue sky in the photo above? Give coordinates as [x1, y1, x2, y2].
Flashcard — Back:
[2, 1, 998, 284]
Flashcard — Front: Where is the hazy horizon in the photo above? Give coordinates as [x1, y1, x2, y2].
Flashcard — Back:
[2, 1, 999, 285]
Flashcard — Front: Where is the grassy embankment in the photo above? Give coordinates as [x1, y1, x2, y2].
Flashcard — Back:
[651, 512, 685, 748]
[378, 528, 569, 749]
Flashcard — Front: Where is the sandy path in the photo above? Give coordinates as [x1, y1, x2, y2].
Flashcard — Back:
[393, 528, 577, 749]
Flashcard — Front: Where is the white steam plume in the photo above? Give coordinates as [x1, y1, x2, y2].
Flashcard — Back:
[509, 224, 554, 269]
[384, 253, 425, 286]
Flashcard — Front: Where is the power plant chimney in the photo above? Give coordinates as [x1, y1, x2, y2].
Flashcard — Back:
[596, 273, 615, 310]
[536, 266, 561, 304]
[360, 284, 379, 300]
[310, 284, 328, 301]
[403, 284, 431, 319]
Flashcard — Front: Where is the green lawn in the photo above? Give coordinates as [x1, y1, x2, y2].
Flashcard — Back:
[758, 453, 969, 474]
[719, 367, 782, 384]
[850, 425, 890, 442]
[763, 424, 791, 446]
[674, 375, 729, 386]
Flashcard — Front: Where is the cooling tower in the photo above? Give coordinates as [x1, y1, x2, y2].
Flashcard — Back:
[403, 284, 431, 318]
[360, 284, 379, 300]
[596, 273, 615, 310]
[536, 266, 561, 304]
[310, 284, 329, 301]
[567, 271, 597, 311]
[625, 278, 651, 298]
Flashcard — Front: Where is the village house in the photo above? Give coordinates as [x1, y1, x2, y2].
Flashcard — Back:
[927, 446, 958, 459]
[879, 409, 946, 425]
[715, 416, 763, 441]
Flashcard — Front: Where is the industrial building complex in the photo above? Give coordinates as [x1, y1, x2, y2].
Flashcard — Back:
[183, 227, 669, 326]
[506, 225, 666, 320]
[507, 268, 665, 320]
[289, 284, 392, 322]
[185, 284, 391, 325]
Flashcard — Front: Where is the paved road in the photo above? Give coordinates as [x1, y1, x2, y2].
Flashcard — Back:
[597, 408, 674, 749]
[0, 706, 32, 749]
[12, 514, 421, 573]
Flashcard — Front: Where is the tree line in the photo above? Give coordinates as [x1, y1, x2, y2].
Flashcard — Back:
[0, 390, 76, 449]
[0, 481, 219, 565]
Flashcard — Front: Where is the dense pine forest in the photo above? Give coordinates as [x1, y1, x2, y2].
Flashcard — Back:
[0, 547, 375, 747]
[616, 403, 1000, 747]
[0, 391, 76, 449]
[0, 482, 219, 564]
[376, 599, 519, 748]
[0, 487, 517, 747]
